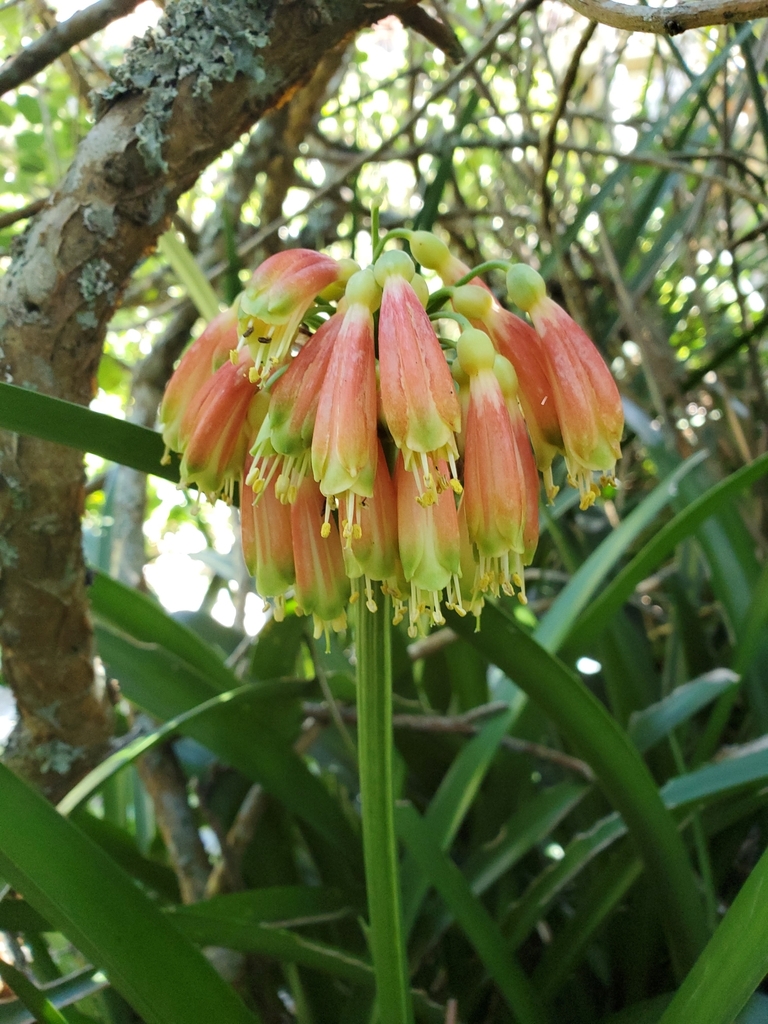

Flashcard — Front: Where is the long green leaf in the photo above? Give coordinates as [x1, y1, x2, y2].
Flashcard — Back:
[400, 705, 517, 935]
[396, 803, 548, 1024]
[0, 764, 261, 1024]
[506, 742, 768, 950]
[0, 969, 107, 1024]
[449, 602, 708, 977]
[157, 231, 221, 321]
[566, 451, 768, 651]
[90, 571, 240, 693]
[57, 683, 260, 816]
[94, 622, 356, 858]
[658, 841, 768, 1024]
[627, 670, 740, 753]
[0, 961, 69, 1024]
[535, 449, 708, 653]
[167, 900, 444, 1024]
[0, 383, 176, 481]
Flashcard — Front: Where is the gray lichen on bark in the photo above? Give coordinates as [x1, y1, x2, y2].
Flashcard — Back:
[96, 0, 274, 173]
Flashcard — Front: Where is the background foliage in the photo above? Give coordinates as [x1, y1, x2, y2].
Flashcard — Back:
[1, 1, 768, 1022]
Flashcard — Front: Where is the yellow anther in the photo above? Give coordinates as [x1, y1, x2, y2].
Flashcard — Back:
[320, 522, 331, 538]
[450, 479, 463, 494]
[352, 524, 362, 539]
[229, 349, 239, 365]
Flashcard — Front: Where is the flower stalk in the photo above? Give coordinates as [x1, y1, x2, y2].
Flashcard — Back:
[356, 586, 413, 1024]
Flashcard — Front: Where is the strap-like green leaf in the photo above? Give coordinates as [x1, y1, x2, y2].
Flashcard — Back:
[0, 763, 262, 1024]
[0, 382, 176, 481]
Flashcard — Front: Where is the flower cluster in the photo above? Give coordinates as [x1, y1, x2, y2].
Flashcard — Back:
[160, 234, 623, 642]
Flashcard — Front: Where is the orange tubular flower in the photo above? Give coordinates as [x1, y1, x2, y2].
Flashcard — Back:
[312, 270, 380, 543]
[247, 311, 344, 503]
[291, 475, 351, 644]
[451, 284, 563, 501]
[343, 441, 400, 612]
[237, 249, 353, 384]
[458, 330, 536, 604]
[376, 250, 461, 503]
[160, 305, 238, 456]
[507, 265, 623, 509]
[240, 456, 295, 622]
[177, 350, 267, 501]
[395, 453, 463, 637]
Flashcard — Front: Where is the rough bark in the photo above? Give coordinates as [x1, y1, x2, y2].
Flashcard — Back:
[0, 0, 417, 799]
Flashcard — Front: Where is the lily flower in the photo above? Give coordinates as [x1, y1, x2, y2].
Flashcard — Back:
[457, 329, 536, 604]
[376, 249, 461, 503]
[237, 249, 348, 384]
[291, 475, 351, 645]
[395, 453, 463, 637]
[240, 455, 295, 622]
[451, 284, 563, 501]
[160, 305, 237, 456]
[312, 270, 380, 544]
[177, 349, 267, 501]
[507, 265, 623, 509]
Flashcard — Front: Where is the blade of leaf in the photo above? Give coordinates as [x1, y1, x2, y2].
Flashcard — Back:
[0, 383, 177, 482]
[534, 449, 709, 654]
[57, 683, 260, 816]
[157, 230, 221, 321]
[395, 802, 549, 1024]
[658, 840, 768, 1024]
[627, 669, 740, 753]
[165, 905, 445, 1024]
[0, 960, 69, 1024]
[94, 622, 357, 859]
[399, 705, 517, 936]
[449, 601, 708, 977]
[0, 763, 262, 1024]
[565, 450, 768, 651]
[0, 969, 108, 1024]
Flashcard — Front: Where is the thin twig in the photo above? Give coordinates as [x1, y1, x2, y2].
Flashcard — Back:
[558, 0, 768, 36]
[540, 20, 597, 234]
[0, 0, 141, 97]
[302, 702, 595, 780]
[0, 199, 47, 231]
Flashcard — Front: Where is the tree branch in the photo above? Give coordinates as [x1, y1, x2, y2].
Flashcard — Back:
[0, 0, 141, 97]
[558, 0, 768, 36]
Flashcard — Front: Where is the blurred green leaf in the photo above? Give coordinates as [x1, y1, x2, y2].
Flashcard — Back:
[0, 383, 176, 482]
[0, 763, 261, 1024]
[627, 669, 740, 753]
[396, 802, 549, 1024]
[658, 842, 768, 1024]
[158, 231, 221, 321]
[0, 968, 107, 1024]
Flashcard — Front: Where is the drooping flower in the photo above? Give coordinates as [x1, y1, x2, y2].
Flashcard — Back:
[342, 441, 400, 612]
[311, 270, 380, 543]
[507, 265, 623, 509]
[160, 305, 237, 456]
[177, 349, 268, 500]
[457, 329, 537, 603]
[237, 250, 353, 384]
[240, 455, 295, 621]
[291, 474, 351, 644]
[451, 284, 563, 501]
[395, 453, 463, 636]
[376, 250, 462, 504]
[246, 311, 344, 503]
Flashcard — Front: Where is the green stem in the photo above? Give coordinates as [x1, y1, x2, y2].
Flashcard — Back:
[372, 228, 411, 262]
[356, 588, 414, 1024]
